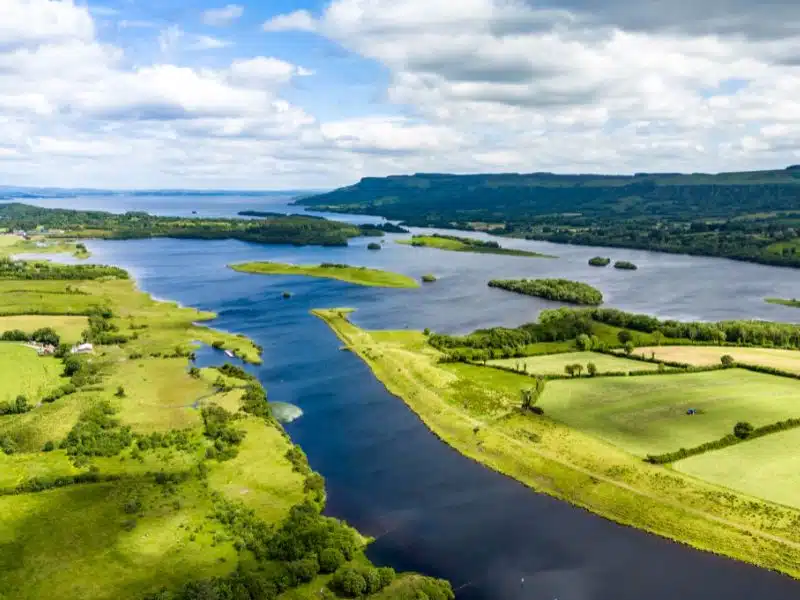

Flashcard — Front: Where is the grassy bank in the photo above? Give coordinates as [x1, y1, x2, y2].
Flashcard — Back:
[398, 234, 555, 258]
[766, 297, 800, 308]
[230, 261, 420, 289]
[314, 309, 800, 579]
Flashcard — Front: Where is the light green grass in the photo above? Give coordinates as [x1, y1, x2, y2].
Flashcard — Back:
[676, 428, 800, 509]
[635, 345, 800, 373]
[0, 480, 236, 600]
[490, 351, 664, 375]
[0, 344, 67, 404]
[398, 235, 554, 257]
[230, 261, 419, 288]
[0, 315, 88, 344]
[539, 369, 800, 456]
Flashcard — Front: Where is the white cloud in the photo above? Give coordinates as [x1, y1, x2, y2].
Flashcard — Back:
[158, 25, 230, 53]
[201, 4, 244, 27]
[263, 10, 316, 32]
[228, 57, 314, 87]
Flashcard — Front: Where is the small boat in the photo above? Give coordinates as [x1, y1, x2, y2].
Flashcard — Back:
[224, 350, 235, 358]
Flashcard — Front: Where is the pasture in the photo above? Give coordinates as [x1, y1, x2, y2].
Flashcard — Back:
[490, 351, 664, 375]
[0, 344, 66, 405]
[538, 369, 800, 456]
[0, 315, 88, 344]
[676, 427, 800, 510]
[634, 345, 800, 373]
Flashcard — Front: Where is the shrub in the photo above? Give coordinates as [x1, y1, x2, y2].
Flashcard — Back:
[319, 548, 346, 574]
[1, 329, 28, 341]
[734, 421, 754, 439]
[31, 327, 60, 346]
[587, 362, 597, 376]
[288, 557, 320, 583]
[42, 440, 55, 452]
[331, 568, 367, 598]
[720, 354, 735, 367]
[115, 385, 126, 398]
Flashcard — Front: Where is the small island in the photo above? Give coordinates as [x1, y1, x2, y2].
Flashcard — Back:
[589, 256, 611, 267]
[488, 278, 603, 305]
[766, 297, 800, 308]
[230, 261, 419, 288]
[422, 274, 437, 283]
[399, 234, 555, 258]
[614, 260, 638, 270]
[367, 242, 382, 250]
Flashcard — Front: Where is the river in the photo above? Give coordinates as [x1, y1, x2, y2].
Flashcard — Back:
[19, 193, 800, 600]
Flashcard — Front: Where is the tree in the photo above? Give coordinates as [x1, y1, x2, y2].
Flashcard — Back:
[14, 395, 29, 414]
[734, 421, 754, 439]
[319, 548, 345, 574]
[564, 364, 575, 377]
[576, 333, 592, 351]
[623, 341, 635, 356]
[188, 366, 200, 378]
[332, 568, 367, 598]
[573, 363, 584, 376]
[652, 331, 664, 346]
[617, 330, 633, 345]
[720, 354, 735, 367]
[115, 386, 126, 398]
[587, 362, 597, 377]
[31, 327, 60, 346]
[520, 388, 534, 410]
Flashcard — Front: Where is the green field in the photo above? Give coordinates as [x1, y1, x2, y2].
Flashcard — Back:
[0, 344, 67, 405]
[490, 351, 664, 375]
[765, 297, 800, 308]
[230, 261, 419, 288]
[398, 235, 553, 257]
[539, 369, 800, 455]
[0, 315, 88, 344]
[676, 427, 800, 509]
[635, 345, 800, 373]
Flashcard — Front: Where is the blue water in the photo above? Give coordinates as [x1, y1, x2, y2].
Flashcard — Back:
[15, 194, 800, 599]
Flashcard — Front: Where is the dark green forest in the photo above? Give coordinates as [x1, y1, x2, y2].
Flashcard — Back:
[488, 278, 603, 305]
[0, 203, 366, 247]
[297, 167, 800, 267]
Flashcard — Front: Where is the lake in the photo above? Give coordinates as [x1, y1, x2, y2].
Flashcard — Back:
[18, 193, 800, 599]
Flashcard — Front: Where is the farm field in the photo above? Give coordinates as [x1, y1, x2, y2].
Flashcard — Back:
[489, 351, 664, 375]
[538, 369, 800, 456]
[635, 345, 800, 373]
[0, 315, 88, 344]
[230, 260, 420, 288]
[675, 427, 800, 509]
[0, 344, 67, 405]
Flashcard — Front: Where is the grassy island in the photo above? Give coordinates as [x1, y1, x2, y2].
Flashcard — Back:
[421, 274, 437, 283]
[398, 234, 554, 258]
[488, 278, 603, 305]
[766, 297, 800, 308]
[0, 263, 451, 599]
[230, 261, 419, 289]
[314, 307, 800, 581]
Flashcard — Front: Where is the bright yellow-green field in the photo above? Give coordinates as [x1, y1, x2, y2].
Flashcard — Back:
[635, 345, 800, 373]
[0, 315, 88, 344]
[0, 234, 89, 259]
[314, 309, 800, 579]
[539, 369, 800, 455]
[398, 235, 554, 257]
[676, 428, 800, 509]
[230, 261, 419, 288]
[490, 351, 663, 375]
[0, 344, 67, 404]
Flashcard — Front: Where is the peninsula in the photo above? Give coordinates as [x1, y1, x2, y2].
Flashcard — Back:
[230, 261, 420, 288]
[314, 306, 800, 580]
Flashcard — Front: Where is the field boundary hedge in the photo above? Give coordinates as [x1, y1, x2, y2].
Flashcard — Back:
[646, 417, 800, 464]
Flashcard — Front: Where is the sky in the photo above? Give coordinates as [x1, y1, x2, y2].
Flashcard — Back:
[1, 0, 800, 190]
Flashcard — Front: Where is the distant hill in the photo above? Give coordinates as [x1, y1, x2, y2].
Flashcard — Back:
[297, 167, 800, 268]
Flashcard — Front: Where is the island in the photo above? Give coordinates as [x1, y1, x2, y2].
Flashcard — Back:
[296, 167, 800, 269]
[230, 261, 420, 288]
[314, 305, 800, 581]
[488, 278, 604, 305]
[614, 260, 638, 270]
[421, 273, 437, 283]
[589, 256, 611, 267]
[367, 242, 382, 250]
[0, 203, 371, 247]
[398, 234, 554, 258]
[766, 297, 800, 308]
[0, 260, 451, 599]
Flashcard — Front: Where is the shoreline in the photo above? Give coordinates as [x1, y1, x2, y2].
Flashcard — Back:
[313, 308, 800, 581]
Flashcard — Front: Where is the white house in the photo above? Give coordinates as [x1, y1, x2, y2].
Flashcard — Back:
[71, 343, 94, 354]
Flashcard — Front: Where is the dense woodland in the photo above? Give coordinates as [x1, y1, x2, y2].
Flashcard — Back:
[297, 167, 800, 267]
[0, 203, 366, 247]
